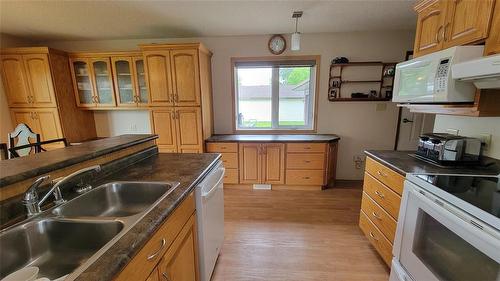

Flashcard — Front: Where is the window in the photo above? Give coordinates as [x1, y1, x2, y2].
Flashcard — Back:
[233, 58, 318, 131]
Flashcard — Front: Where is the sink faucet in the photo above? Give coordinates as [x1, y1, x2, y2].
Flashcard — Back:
[23, 165, 102, 216]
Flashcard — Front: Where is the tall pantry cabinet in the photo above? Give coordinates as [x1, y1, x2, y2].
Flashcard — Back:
[141, 43, 213, 153]
[0, 47, 97, 148]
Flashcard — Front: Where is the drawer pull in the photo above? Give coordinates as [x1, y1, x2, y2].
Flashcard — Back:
[303, 176, 310, 179]
[221, 146, 227, 149]
[374, 190, 385, 198]
[372, 212, 381, 220]
[304, 160, 311, 163]
[369, 232, 379, 241]
[147, 238, 166, 261]
[377, 171, 387, 177]
[162, 272, 171, 281]
[304, 147, 311, 150]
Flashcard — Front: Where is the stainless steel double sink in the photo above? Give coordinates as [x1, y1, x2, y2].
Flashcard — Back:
[0, 181, 179, 280]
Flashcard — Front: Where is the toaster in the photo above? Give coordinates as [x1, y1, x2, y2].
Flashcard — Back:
[416, 133, 482, 164]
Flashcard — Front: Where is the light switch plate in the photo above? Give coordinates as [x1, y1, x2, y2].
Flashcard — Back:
[479, 133, 492, 151]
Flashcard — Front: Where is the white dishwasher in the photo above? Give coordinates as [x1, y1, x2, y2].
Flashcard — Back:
[195, 160, 225, 281]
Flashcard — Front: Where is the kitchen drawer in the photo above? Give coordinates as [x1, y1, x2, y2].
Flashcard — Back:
[363, 172, 401, 219]
[220, 153, 238, 169]
[365, 157, 404, 195]
[286, 143, 326, 153]
[206, 142, 238, 153]
[286, 153, 325, 170]
[285, 170, 324, 185]
[361, 192, 397, 243]
[115, 193, 195, 281]
[224, 168, 239, 184]
[158, 145, 176, 153]
[359, 210, 393, 267]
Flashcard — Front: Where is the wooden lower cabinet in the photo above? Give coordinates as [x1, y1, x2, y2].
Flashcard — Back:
[10, 107, 64, 149]
[206, 142, 239, 184]
[359, 156, 404, 267]
[238, 143, 285, 185]
[151, 107, 203, 153]
[114, 193, 198, 281]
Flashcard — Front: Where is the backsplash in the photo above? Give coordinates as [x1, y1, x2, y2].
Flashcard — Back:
[433, 115, 500, 159]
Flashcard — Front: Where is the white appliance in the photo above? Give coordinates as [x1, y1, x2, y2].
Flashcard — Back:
[390, 173, 500, 281]
[393, 46, 484, 103]
[195, 161, 225, 281]
[452, 54, 500, 89]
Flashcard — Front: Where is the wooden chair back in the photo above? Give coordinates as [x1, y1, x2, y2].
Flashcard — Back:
[7, 123, 41, 158]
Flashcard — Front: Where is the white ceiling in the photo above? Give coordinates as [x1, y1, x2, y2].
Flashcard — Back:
[0, 0, 416, 42]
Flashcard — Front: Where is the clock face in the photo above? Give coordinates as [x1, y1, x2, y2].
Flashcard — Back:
[268, 35, 286, 55]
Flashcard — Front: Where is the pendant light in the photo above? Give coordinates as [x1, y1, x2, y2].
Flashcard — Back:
[291, 11, 303, 51]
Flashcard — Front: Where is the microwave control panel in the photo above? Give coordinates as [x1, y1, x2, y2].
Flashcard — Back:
[435, 58, 450, 93]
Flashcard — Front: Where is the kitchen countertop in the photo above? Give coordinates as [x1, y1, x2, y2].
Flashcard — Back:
[205, 134, 340, 143]
[0, 134, 157, 188]
[71, 152, 221, 281]
[365, 150, 500, 176]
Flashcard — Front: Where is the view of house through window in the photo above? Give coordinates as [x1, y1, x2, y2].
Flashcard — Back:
[234, 59, 316, 130]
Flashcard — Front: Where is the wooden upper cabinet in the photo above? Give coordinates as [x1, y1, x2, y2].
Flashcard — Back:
[239, 143, 262, 184]
[175, 107, 203, 153]
[144, 51, 173, 106]
[0, 54, 31, 107]
[414, 0, 448, 57]
[442, 0, 495, 48]
[262, 143, 285, 184]
[170, 49, 200, 106]
[133, 57, 150, 106]
[90, 58, 116, 107]
[112, 57, 137, 107]
[23, 54, 57, 107]
[485, 0, 500, 55]
[70, 58, 95, 108]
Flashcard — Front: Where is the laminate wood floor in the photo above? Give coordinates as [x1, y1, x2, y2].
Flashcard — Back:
[211, 185, 390, 281]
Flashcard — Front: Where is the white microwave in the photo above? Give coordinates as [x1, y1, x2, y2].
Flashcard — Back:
[393, 46, 484, 103]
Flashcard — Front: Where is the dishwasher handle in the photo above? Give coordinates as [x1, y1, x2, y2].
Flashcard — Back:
[202, 167, 225, 199]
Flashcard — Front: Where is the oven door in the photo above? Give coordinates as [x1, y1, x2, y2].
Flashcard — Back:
[399, 181, 500, 281]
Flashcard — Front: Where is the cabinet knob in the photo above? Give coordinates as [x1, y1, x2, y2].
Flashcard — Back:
[162, 272, 171, 281]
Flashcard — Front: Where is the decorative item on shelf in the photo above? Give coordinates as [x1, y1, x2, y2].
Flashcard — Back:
[332, 57, 349, 64]
[383, 65, 395, 77]
[328, 89, 338, 101]
[268, 34, 286, 55]
[368, 90, 378, 98]
[385, 90, 393, 99]
[291, 11, 303, 51]
[351, 92, 369, 98]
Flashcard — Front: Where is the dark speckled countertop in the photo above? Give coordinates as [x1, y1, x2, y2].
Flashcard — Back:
[70, 152, 221, 281]
[0, 134, 157, 188]
[365, 150, 500, 176]
[206, 134, 340, 143]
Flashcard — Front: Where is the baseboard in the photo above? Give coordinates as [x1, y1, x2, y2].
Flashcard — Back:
[334, 180, 363, 189]
[272, 185, 322, 191]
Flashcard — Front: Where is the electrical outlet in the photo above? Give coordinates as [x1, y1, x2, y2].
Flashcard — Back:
[479, 133, 492, 151]
[446, 128, 459, 135]
[353, 155, 364, 169]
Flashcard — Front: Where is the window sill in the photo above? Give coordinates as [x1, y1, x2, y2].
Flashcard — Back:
[234, 129, 317, 134]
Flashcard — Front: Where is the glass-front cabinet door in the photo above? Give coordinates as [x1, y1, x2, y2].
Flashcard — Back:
[90, 58, 116, 107]
[70, 59, 95, 107]
[112, 57, 136, 107]
[133, 57, 149, 106]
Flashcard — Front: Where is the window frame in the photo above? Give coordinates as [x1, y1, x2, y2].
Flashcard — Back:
[231, 56, 321, 133]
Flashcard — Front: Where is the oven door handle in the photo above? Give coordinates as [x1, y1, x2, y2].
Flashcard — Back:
[202, 167, 225, 200]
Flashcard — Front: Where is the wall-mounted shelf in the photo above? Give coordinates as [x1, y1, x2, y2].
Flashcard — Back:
[328, 61, 396, 102]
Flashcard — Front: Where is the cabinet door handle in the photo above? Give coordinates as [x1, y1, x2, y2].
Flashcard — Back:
[369, 232, 379, 241]
[442, 22, 449, 41]
[162, 272, 171, 281]
[146, 238, 166, 261]
[174, 93, 179, 102]
[374, 190, 385, 199]
[436, 25, 443, 43]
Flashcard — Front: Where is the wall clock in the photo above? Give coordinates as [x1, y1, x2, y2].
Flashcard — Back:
[268, 34, 286, 55]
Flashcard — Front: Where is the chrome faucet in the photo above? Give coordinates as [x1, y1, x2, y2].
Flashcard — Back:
[23, 165, 102, 216]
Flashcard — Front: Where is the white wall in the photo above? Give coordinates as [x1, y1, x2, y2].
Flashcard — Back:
[93, 110, 151, 137]
[42, 31, 415, 180]
[0, 33, 38, 142]
[433, 115, 500, 159]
